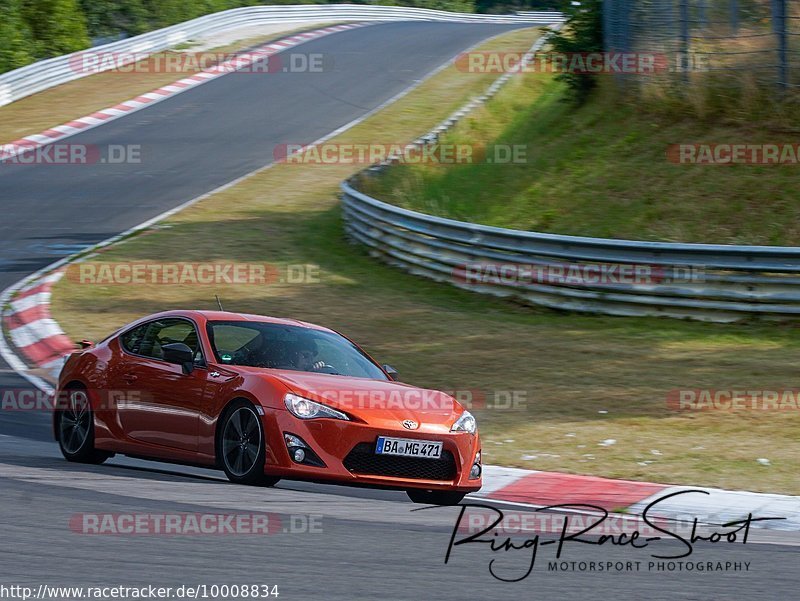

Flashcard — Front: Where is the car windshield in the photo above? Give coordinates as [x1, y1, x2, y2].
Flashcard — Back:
[207, 320, 388, 380]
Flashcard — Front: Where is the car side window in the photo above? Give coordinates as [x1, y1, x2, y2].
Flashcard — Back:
[121, 319, 203, 362]
[120, 324, 147, 354]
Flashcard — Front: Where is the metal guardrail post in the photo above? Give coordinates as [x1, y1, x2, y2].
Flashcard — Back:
[679, 0, 690, 84]
[772, 0, 789, 91]
[602, 0, 613, 52]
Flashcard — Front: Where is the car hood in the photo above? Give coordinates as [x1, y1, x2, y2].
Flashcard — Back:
[267, 370, 464, 428]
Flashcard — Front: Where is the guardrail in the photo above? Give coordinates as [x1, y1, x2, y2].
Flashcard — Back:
[338, 21, 800, 323]
[0, 4, 563, 107]
[341, 179, 800, 322]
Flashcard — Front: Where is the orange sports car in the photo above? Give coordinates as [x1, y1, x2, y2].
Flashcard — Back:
[54, 310, 482, 504]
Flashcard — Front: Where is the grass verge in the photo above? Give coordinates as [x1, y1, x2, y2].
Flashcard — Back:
[44, 26, 800, 494]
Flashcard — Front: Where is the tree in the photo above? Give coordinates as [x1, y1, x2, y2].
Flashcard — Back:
[547, 0, 603, 103]
[141, 0, 231, 29]
[79, 0, 150, 39]
[0, 0, 34, 72]
[22, 0, 90, 57]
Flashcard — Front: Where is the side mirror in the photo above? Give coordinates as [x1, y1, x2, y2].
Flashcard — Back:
[382, 364, 399, 381]
[162, 342, 195, 374]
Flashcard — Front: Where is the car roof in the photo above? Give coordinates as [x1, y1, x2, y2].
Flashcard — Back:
[137, 310, 333, 333]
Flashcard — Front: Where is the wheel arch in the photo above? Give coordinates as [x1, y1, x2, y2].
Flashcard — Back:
[214, 396, 262, 467]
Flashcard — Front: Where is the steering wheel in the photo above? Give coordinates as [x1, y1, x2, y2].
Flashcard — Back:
[311, 362, 339, 374]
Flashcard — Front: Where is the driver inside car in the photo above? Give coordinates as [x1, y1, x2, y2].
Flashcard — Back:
[288, 338, 327, 372]
[236, 333, 329, 372]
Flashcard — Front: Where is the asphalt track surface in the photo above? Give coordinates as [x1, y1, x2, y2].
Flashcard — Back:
[0, 22, 797, 600]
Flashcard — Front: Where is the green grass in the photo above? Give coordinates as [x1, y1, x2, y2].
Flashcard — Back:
[44, 27, 800, 494]
[361, 76, 800, 246]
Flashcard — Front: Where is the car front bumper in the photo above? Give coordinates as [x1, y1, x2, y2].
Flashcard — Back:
[261, 409, 482, 492]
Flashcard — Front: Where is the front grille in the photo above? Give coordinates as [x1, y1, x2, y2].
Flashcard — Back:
[343, 442, 457, 481]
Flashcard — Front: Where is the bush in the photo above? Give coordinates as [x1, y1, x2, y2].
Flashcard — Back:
[475, 0, 567, 13]
[374, 0, 475, 11]
[0, 0, 33, 72]
[79, 0, 150, 38]
[546, 0, 602, 103]
[21, 0, 90, 57]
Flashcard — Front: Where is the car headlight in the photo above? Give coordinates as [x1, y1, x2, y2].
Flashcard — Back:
[284, 393, 349, 421]
[451, 410, 477, 434]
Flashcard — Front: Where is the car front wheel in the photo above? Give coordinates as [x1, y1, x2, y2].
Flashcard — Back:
[56, 387, 111, 464]
[218, 400, 280, 487]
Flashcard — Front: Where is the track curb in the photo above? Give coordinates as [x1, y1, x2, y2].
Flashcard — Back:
[477, 466, 800, 531]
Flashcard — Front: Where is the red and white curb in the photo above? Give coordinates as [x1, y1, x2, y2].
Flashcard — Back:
[2, 270, 71, 381]
[478, 466, 800, 531]
[0, 23, 367, 162]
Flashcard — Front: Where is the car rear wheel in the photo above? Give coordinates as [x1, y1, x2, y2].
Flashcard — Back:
[218, 401, 280, 487]
[56, 387, 111, 464]
[407, 489, 466, 506]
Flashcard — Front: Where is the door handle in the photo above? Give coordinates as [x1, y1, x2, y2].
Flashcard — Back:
[122, 374, 138, 383]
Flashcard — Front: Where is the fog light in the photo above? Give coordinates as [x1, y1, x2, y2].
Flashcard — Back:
[470, 463, 482, 479]
[469, 450, 482, 480]
[284, 433, 305, 448]
[283, 432, 325, 467]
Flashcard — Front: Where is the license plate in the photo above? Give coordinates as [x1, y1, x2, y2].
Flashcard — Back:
[376, 436, 442, 459]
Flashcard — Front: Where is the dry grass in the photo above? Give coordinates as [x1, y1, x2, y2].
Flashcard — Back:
[42, 26, 800, 494]
[635, 18, 800, 125]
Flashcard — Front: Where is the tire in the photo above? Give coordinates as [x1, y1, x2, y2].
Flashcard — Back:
[218, 400, 279, 487]
[56, 387, 111, 464]
[407, 489, 466, 506]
